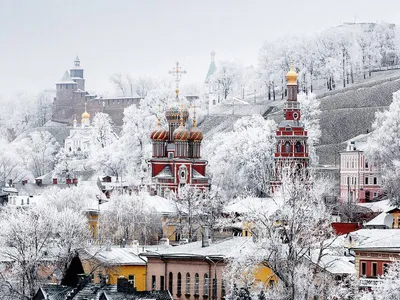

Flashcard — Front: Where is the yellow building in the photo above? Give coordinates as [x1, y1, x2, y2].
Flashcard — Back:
[81, 247, 147, 290]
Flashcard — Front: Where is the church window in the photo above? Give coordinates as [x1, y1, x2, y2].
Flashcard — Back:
[295, 141, 301, 153]
[194, 273, 199, 295]
[186, 273, 190, 295]
[285, 142, 290, 153]
[374, 177, 377, 185]
[177, 272, 182, 296]
[365, 177, 369, 185]
[204, 274, 209, 296]
[365, 161, 369, 168]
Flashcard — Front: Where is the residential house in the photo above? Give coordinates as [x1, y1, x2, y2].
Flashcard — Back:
[141, 236, 278, 300]
[81, 246, 147, 290]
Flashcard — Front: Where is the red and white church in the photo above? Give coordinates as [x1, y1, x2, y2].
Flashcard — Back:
[270, 66, 309, 191]
[148, 93, 210, 196]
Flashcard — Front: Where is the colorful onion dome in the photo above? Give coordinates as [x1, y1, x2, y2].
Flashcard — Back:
[286, 65, 298, 85]
[189, 126, 203, 142]
[150, 119, 168, 140]
[189, 117, 203, 141]
[173, 125, 190, 141]
[150, 127, 168, 140]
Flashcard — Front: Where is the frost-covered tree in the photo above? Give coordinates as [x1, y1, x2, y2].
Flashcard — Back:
[91, 112, 115, 150]
[0, 139, 27, 187]
[210, 61, 242, 100]
[119, 104, 157, 180]
[98, 192, 161, 244]
[298, 92, 321, 166]
[366, 90, 400, 205]
[204, 115, 276, 198]
[20, 131, 60, 177]
[225, 169, 338, 300]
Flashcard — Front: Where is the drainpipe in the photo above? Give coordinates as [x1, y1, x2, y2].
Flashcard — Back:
[161, 256, 167, 291]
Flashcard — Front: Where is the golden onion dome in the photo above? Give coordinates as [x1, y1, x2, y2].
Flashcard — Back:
[82, 110, 90, 119]
[286, 65, 298, 85]
[173, 125, 190, 141]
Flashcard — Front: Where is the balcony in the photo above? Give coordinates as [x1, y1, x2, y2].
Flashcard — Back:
[275, 153, 309, 158]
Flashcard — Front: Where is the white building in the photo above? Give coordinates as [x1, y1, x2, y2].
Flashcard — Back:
[64, 107, 92, 157]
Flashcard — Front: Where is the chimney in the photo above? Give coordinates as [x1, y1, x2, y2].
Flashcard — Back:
[202, 226, 210, 247]
[36, 179, 42, 186]
[53, 178, 58, 185]
[73, 178, 78, 185]
[159, 238, 170, 246]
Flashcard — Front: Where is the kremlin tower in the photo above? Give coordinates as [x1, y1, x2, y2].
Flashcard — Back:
[149, 63, 210, 196]
[270, 65, 309, 192]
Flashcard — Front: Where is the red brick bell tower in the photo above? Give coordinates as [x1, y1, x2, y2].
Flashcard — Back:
[270, 65, 309, 192]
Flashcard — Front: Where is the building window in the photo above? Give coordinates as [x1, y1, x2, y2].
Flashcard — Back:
[128, 275, 135, 287]
[373, 192, 377, 198]
[152, 275, 156, 290]
[285, 141, 290, 153]
[195, 273, 199, 295]
[177, 272, 182, 296]
[295, 141, 301, 153]
[372, 262, 377, 277]
[186, 273, 190, 295]
[365, 161, 369, 168]
[169, 272, 173, 294]
[221, 280, 226, 299]
[365, 177, 369, 185]
[361, 262, 366, 276]
[384, 264, 389, 274]
[160, 276, 165, 290]
[204, 274, 209, 296]
[374, 177, 377, 185]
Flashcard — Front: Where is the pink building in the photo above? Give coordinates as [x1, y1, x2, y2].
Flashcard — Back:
[141, 237, 275, 300]
[339, 137, 383, 203]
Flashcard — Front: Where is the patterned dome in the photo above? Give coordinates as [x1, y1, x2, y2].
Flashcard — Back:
[150, 127, 168, 141]
[173, 125, 190, 141]
[189, 126, 203, 141]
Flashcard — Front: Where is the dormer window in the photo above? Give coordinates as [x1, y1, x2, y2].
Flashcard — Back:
[285, 127, 291, 131]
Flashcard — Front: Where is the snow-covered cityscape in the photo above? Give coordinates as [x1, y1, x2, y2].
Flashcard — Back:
[2, 1, 400, 299]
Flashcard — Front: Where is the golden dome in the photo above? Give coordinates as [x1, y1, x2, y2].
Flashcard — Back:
[286, 65, 298, 85]
[82, 110, 90, 119]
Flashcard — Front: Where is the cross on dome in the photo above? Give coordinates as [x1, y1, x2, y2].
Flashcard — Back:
[169, 61, 187, 98]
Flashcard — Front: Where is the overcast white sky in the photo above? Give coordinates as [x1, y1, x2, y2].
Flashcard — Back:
[0, 0, 399, 98]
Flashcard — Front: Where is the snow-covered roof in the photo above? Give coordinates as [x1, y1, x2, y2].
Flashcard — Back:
[56, 70, 77, 84]
[357, 199, 392, 212]
[83, 247, 147, 265]
[144, 237, 255, 259]
[155, 166, 173, 178]
[364, 211, 393, 227]
[224, 197, 280, 216]
[348, 229, 400, 250]
[309, 251, 356, 275]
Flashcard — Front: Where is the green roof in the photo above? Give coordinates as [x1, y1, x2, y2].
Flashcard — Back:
[205, 61, 216, 83]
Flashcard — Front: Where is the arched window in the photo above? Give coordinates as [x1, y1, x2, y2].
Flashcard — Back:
[186, 273, 190, 295]
[203, 274, 209, 296]
[285, 141, 291, 153]
[194, 273, 199, 295]
[295, 141, 301, 153]
[168, 272, 173, 294]
[177, 273, 182, 296]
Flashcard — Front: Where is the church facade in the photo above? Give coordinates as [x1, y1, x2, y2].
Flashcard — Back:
[148, 93, 210, 196]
